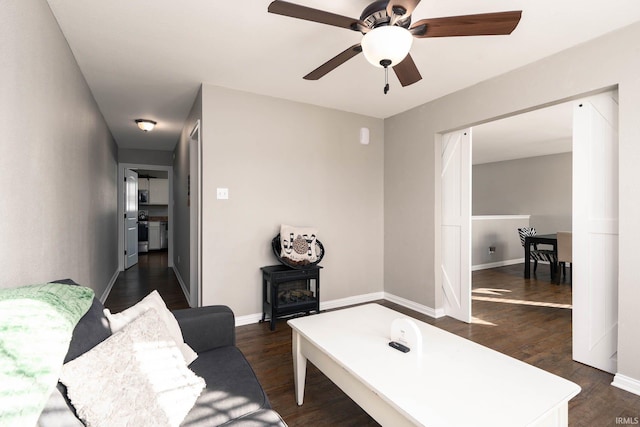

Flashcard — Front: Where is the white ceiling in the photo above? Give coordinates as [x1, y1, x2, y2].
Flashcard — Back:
[46, 0, 640, 153]
[472, 101, 573, 165]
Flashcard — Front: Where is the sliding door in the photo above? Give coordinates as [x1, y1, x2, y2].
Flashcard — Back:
[572, 92, 619, 374]
[440, 129, 472, 323]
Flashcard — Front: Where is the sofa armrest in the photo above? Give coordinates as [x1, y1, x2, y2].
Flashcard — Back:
[173, 305, 235, 353]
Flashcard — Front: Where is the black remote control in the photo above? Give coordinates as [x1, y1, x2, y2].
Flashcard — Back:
[389, 341, 410, 353]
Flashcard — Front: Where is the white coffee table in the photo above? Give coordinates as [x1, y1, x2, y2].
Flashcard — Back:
[288, 304, 580, 427]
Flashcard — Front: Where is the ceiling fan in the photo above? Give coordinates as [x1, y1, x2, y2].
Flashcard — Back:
[268, 0, 522, 93]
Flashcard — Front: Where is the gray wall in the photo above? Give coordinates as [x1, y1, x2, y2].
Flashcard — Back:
[118, 148, 173, 166]
[472, 216, 530, 266]
[473, 152, 572, 234]
[200, 85, 384, 315]
[384, 22, 640, 386]
[0, 0, 118, 297]
[172, 87, 203, 299]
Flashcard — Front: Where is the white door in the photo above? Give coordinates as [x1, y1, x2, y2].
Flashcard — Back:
[572, 92, 619, 374]
[124, 169, 139, 269]
[441, 129, 472, 323]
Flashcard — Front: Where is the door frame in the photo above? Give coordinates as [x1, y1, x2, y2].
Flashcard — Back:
[117, 163, 174, 271]
[189, 120, 203, 307]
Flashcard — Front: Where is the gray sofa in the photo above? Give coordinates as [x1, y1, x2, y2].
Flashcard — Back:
[37, 281, 286, 426]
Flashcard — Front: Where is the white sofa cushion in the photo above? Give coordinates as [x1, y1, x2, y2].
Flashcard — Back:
[60, 308, 205, 427]
[105, 290, 198, 364]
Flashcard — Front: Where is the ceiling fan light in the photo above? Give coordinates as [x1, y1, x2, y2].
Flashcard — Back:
[361, 25, 413, 68]
[135, 119, 157, 132]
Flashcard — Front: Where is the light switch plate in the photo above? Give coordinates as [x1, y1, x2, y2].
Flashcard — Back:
[216, 188, 229, 200]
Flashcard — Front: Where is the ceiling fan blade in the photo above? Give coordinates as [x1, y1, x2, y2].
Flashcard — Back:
[411, 11, 522, 38]
[268, 1, 361, 31]
[393, 54, 422, 87]
[304, 44, 362, 81]
[387, 0, 421, 18]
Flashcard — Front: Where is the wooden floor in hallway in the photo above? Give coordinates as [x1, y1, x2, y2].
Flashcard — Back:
[104, 260, 640, 426]
[104, 251, 189, 313]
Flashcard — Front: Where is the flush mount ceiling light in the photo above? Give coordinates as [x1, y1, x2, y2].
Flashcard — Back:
[135, 119, 157, 132]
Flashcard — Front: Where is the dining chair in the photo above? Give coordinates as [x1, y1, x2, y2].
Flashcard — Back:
[517, 227, 557, 277]
[556, 231, 572, 284]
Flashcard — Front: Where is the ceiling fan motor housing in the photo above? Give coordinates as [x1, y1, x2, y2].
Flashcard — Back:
[359, 0, 411, 31]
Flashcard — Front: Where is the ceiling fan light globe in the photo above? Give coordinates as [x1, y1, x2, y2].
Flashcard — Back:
[361, 25, 413, 68]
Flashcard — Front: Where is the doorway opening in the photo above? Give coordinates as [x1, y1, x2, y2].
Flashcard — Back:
[439, 90, 619, 374]
[471, 101, 574, 326]
[136, 169, 170, 258]
[117, 163, 174, 272]
[112, 162, 190, 310]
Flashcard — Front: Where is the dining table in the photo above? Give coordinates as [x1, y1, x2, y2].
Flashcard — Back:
[524, 233, 558, 278]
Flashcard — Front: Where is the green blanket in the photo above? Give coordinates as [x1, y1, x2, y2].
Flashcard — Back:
[0, 283, 94, 426]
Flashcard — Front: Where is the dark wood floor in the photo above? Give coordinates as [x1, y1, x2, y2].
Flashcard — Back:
[105, 255, 640, 426]
[104, 251, 189, 313]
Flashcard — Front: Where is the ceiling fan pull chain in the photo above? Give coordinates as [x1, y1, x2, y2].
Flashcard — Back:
[381, 59, 391, 95]
[384, 67, 390, 94]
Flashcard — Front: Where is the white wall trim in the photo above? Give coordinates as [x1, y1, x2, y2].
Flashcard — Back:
[234, 292, 444, 327]
[472, 258, 525, 271]
[320, 292, 385, 311]
[188, 120, 203, 308]
[235, 292, 385, 327]
[612, 373, 640, 397]
[172, 267, 192, 308]
[99, 269, 121, 304]
[472, 215, 531, 221]
[235, 313, 265, 327]
[384, 292, 445, 319]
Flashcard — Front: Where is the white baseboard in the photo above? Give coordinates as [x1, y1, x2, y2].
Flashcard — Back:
[234, 291, 445, 327]
[472, 258, 524, 271]
[612, 373, 640, 397]
[99, 269, 121, 304]
[235, 292, 385, 327]
[320, 292, 385, 311]
[172, 267, 192, 308]
[384, 292, 445, 318]
[235, 313, 265, 327]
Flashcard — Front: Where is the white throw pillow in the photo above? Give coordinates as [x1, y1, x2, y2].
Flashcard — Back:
[104, 290, 198, 365]
[60, 308, 205, 427]
[280, 224, 318, 263]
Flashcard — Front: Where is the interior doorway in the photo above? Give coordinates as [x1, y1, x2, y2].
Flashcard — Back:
[439, 90, 619, 374]
[117, 163, 174, 272]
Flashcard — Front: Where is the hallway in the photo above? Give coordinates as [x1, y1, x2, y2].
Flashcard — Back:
[104, 251, 189, 313]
